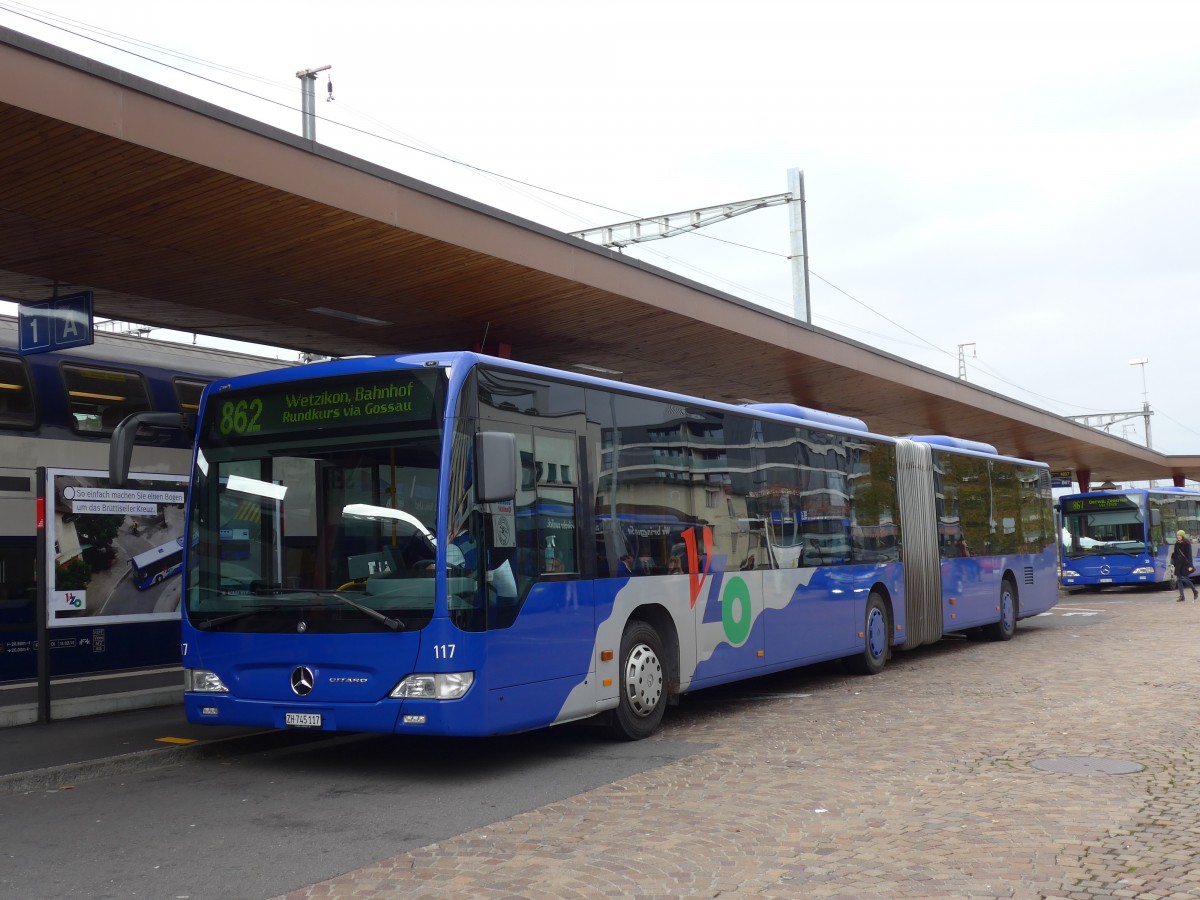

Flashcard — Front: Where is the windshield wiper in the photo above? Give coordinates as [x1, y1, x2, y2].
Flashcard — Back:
[320, 591, 405, 631]
[208, 585, 406, 632]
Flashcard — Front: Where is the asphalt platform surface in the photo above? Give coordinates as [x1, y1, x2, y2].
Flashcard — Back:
[3, 588, 1199, 898]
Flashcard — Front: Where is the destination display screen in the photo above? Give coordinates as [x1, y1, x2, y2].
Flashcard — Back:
[1061, 495, 1136, 513]
[203, 371, 438, 443]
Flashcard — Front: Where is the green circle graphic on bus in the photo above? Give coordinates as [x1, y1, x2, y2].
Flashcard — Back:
[722, 576, 753, 645]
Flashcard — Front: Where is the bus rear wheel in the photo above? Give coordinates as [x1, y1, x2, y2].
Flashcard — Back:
[983, 578, 1017, 641]
[610, 620, 667, 741]
[846, 591, 890, 675]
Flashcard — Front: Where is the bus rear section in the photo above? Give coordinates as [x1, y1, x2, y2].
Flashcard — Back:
[896, 437, 1058, 646]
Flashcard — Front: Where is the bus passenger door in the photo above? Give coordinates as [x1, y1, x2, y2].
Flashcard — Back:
[482, 427, 595, 725]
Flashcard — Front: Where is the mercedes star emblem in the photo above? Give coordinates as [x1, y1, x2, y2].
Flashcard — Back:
[291, 666, 315, 696]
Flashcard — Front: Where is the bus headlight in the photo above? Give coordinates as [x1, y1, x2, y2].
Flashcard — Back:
[1061, 569, 1080, 578]
[185, 668, 229, 693]
[390, 672, 474, 700]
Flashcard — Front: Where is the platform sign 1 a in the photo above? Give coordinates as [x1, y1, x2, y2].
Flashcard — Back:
[18, 291, 94, 355]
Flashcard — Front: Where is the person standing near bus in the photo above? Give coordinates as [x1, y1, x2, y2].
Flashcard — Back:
[1172, 530, 1197, 601]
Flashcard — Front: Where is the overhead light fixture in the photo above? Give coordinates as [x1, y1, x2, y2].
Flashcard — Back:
[308, 306, 391, 326]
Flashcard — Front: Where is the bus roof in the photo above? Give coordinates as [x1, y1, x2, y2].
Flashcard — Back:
[129, 536, 185, 569]
[198, 351, 1050, 468]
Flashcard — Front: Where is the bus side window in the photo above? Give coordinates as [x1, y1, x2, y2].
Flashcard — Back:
[534, 429, 578, 576]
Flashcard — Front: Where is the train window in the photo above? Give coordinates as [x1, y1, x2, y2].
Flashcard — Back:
[0, 355, 35, 429]
[61, 364, 151, 435]
[173, 378, 209, 413]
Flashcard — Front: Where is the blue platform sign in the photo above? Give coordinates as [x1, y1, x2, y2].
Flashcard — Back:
[18, 291, 94, 355]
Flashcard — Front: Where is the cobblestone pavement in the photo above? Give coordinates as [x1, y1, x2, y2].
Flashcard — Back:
[281, 592, 1200, 899]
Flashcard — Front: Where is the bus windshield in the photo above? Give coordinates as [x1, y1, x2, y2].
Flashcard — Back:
[1060, 497, 1149, 558]
[186, 370, 456, 633]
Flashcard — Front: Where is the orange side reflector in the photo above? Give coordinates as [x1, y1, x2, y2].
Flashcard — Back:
[602, 678, 613, 687]
[757, 650, 764, 657]
[600, 650, 614, 661]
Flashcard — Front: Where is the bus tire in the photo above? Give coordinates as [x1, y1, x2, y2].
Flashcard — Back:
[153, 572, 165, 584]
[846, 591, 890, 676]
[983, 578, 1018, 641]
[610, 619, 667, 741]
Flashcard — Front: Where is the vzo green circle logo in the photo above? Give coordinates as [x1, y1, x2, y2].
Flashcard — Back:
[721, 576, 753, 645]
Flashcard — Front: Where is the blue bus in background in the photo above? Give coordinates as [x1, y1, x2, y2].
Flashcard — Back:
[115, 352, 1059, 740]
[1059, 487, 1200, 591]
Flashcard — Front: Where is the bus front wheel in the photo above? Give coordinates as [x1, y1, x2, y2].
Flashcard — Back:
[846, 592, 890, 676]
[610, 620, 667, 741]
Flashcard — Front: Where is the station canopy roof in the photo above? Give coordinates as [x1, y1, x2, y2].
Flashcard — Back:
[0, 26, 1196, 487]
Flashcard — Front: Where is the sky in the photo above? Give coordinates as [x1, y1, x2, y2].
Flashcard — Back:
[1, 0, 1199, 458]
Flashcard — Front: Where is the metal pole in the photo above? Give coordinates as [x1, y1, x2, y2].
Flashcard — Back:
[35, 466, 50, 723]
[787, 168, 811, 323]
[296, 66, 331, 141]
[1129, 358, 1152, 449]
[957, 343, 976, 380]
[299, 73, 315, 140]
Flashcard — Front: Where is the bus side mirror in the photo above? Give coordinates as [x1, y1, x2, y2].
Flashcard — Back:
[476, 431, 517, 502]
[109, 412, 190, 487]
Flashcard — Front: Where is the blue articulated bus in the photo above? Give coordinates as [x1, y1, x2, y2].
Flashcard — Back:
[1059, 487, 1200, 591]
[115, 352, 1058, 740]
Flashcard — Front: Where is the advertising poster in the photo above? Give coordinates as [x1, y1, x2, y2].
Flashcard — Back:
[45, 468, 189, 628]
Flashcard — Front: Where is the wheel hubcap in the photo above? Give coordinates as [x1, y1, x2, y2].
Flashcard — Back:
[623, 643, 663, 718]
[866, 606, 886, 660]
